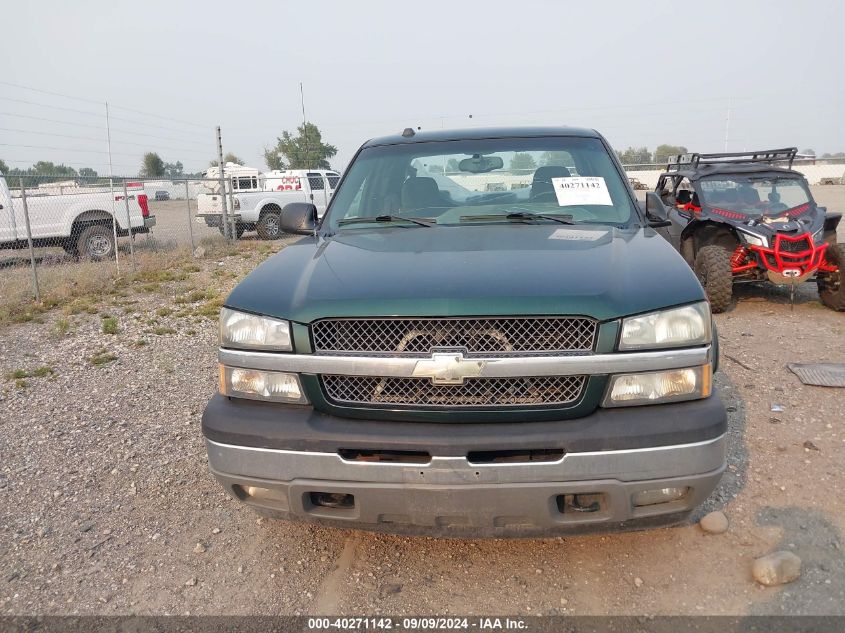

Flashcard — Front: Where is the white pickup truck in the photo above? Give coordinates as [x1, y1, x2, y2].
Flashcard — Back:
[197, 169, 340, 239]
[0, 174, 155, 260]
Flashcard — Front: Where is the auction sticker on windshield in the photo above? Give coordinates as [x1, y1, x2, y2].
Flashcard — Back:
[552, 176, 613, 206]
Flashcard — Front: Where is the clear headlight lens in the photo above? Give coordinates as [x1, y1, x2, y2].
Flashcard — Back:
[603, 365, 711, 407]
[619, 302, 711, 351]
[740, 231, 766, 248]
[220, 307, 292, 351]
[812, 228, 824, 244]
[219, 365, 308, 403]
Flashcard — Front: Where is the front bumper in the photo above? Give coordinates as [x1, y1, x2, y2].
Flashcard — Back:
[202, 394, 727, 537]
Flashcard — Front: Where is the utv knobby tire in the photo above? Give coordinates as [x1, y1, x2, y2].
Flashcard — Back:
[695, 245, 733, 313]
[76, 224, 115, 261]
[256, 210, 282, 240]
[818, 243, 845, 311]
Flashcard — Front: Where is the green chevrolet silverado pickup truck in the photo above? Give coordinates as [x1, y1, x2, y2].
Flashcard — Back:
[202, 126, 726, 538]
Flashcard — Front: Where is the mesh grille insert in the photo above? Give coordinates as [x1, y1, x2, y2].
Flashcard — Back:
[321, 375, 587, 408]
[312, 317, 597, 355]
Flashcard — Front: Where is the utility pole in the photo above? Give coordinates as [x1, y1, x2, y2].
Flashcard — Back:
[216, 126, 232, 240]
[105, 102, 120, 272]
[300, 82, 309, 167]
[724, 105, 731, 153]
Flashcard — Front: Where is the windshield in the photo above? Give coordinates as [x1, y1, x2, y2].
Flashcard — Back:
[698, 175, 812, 216]
[325, 136, 636, 230]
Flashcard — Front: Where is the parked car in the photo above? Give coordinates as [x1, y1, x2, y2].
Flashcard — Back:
[202, 126, 725, 538]
[652, 148, 843, 312]
[154, 190, 170, 201]
[197, 169, 340, 239]
[0, 174, 155, 259]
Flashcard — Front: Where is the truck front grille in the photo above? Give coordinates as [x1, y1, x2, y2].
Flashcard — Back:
[312, 317, 597, 355]
[320, 375, 587, 408]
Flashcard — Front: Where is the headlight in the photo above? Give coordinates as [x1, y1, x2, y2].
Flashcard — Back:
[220, 307, 292, 351]
[619, 302, 711, 351]
[812, 228, 824, 244]
[739, 230, 767, 248]
[603, 365, 711, 407]
[219, 365, 308, 403]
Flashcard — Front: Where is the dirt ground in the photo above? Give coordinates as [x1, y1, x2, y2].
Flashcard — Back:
[1, 187, 844, 616]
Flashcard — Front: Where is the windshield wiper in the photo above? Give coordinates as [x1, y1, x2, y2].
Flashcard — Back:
[337, 214, 432, 227]
[460, 211, 575, 225]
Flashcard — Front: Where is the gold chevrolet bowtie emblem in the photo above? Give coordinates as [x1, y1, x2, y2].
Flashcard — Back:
[412, 352, 486, 385]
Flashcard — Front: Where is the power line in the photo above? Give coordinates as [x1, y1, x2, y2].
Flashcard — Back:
[0, 142, 138, 157]
[0, 79, 210, 129]
[1, 112, 210, 146]
[0, 95, 210, 139]
[0, 95, 104, 118]
[0, 127, 210, 155]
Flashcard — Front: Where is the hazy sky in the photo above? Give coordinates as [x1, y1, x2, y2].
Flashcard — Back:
[2, 0, 843, 175]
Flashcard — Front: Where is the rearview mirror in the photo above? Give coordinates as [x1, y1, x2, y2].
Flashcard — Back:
[645, 193, 672, 228]
[458, 154, 504, 174]
[281, 202, 318, 235]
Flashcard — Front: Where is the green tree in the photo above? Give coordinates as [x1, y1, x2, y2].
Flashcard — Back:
[263, 147, 285, 171]
[140, 152, 166, 178]
[821, 152, 845, 158]
[800, 148, 815, 156]
[653, 144, 688, 165]
[539, 151, 572, 167]
[163, 161, 184, 179]
[509, 153, 537, 173]
[0, 158, 8, 174]
[78, 167, 98, 180]
[209, 153, 243, 167]
[266, 122, 338, 170]
[616, 147, 652, 165]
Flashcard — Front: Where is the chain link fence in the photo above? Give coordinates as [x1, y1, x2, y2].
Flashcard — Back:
[0, 172, 294, 312]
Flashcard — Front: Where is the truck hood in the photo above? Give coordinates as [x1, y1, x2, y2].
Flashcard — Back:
[226, 224, 705, 323]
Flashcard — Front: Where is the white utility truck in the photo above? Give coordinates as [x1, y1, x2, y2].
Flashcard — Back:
[196, 167, 340, 239]
[0, 174, 155, 260]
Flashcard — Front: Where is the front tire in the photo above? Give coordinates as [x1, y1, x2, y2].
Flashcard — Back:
[256, 210, 282, 240]
[694, 245, 733, 313]
[818, 243, 845, 311]
[76, 224, 115, 261]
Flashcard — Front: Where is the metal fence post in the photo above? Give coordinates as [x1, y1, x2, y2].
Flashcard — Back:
[122, 179, 136, 270]
[18, 179, 41, 303]
[185, 180, 195, 253]
[215, 126, 231, 241]
[228, 175, 238, 240]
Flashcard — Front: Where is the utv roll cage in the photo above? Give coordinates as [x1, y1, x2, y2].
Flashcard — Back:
[665, 148, 797, 172]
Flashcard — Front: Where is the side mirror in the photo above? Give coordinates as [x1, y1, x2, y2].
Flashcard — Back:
[280, 202, 318, 235]
[645, 192, 672, 228]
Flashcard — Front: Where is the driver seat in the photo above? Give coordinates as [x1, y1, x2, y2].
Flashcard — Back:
[530, 166, 571, 203]
[401, 177, 442, 213]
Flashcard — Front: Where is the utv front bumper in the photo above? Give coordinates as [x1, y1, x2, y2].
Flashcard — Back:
[202, 394, 727, 538]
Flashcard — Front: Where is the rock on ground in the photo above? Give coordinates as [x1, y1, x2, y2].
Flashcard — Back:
[752, 551, 802, 586]
[699, 511, 729, 534]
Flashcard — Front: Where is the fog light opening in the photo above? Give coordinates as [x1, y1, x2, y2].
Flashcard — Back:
[632, 486, 690, 507]
[557, 493, 603, 514]
[310, 492, 355, 509]
[233, 484, 286, 503]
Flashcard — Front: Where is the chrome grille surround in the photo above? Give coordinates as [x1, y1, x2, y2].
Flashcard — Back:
[311, 317, 597, 356]
[321, 375, 587, 408]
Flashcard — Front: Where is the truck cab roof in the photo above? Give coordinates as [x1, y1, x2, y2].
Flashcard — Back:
[363, 126, 603, 148]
